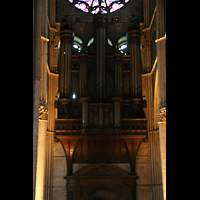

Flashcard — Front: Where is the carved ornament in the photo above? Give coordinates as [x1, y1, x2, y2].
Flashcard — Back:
[157, 107, 166, 122]
[39, 105, 48, 120]
[77, 164, 128, 176]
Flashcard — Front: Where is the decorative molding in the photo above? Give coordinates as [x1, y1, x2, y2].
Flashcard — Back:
[155, 33, 166, 43]
[127, 30, 141, 43]
[41, 36, 49, 42]
[76, 164, 128, 176]
[142, 57, 157, 76]
[142, 6, 157, 32]
[157, 107, 166, 122]
[93, 14, 108, 29]
[39, 105, 48, 120]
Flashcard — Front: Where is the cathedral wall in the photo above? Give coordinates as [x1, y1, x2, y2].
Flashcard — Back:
[52, 142, 67, 200]
[51, 139, 152, 200]
[136, 140, 151, 200]
[47, 68, 59, 131]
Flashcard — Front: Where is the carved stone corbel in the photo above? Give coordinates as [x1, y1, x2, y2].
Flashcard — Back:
[157, 107, 166, 122]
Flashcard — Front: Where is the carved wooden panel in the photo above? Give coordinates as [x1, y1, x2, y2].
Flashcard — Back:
[123, 72, 130, 99]
[121, 119, 147, 130]
[106, 71, 114, 100]
[87, 70, 96, 100]
[66, 164, 138, 200]
[71, 72, 79, 98]
[67, 100, 82, 119]
[89, 104, 99, 128]
[103, 104, 113, 128]
[121, 101, 146, 118]
[73, 138, 130, 164]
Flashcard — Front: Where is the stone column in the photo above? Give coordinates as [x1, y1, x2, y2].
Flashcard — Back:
[80, 97, 90, 129]
[157, 107, 166, 200]
[33, 0, 41, 198]
[43, 41, 47, 103]
[156, 36, 166, 109]
[40, 39, 48, 105]
[93, 13, 107, 100]
[156, 1, 166, 199]
[127, 29, 142, 99]
[35, 118, 47, 200]
[111, 97, 122, 128]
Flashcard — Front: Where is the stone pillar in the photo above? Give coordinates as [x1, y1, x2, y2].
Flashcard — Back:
[43, 41, 47, 103]
[33, 0, 41, 199]
[156, 36, 166, 109]
[35, 118, 47, 200]
[156, 1, 166, 198]
[127, 29, 142, 99]
[80, 97, 90, 129]
[157, 107, 166, 200]
[93, 13, 107, 100]
[79, 53, 88, 97]
[114, 53, 122, 96]
[40, 39, 48, 104]
[111, 97, 122, 128]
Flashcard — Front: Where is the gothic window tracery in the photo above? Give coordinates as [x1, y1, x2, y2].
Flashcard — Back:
[68, 0, 129, 14]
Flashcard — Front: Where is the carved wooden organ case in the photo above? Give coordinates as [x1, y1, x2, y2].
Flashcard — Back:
[54, 13, 147, 200]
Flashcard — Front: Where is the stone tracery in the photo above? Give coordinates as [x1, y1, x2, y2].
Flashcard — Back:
[68, 0, 129, 14]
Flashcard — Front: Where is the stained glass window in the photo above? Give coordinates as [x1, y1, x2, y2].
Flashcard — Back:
[69, 0, 129, 14]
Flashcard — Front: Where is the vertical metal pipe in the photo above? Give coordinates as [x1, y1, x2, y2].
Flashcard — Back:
[59, 42, 64, 98]
[67, 43, 71, 98]
[64, 42, 68, 97]
[94, 14, 107, 100]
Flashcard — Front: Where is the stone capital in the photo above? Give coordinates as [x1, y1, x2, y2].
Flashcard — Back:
[60, 30, 74, 43]
[93, 14, 108, 29]
[157, 107, 166, 122]
[79, 53, 88, 64]
[79, 97, 91, 103]
[111, 97, 123, 102]
[127, 30, 141, 43]
[39, 105, 48, 120]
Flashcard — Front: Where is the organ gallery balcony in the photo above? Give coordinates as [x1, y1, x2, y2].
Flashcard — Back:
[54, 118, 147, 137]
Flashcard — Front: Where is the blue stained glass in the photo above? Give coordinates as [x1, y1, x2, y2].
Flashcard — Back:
[69, 0, 129, 14]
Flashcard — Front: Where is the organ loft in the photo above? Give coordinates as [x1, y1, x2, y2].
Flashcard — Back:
[33, 1, 166, 200]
